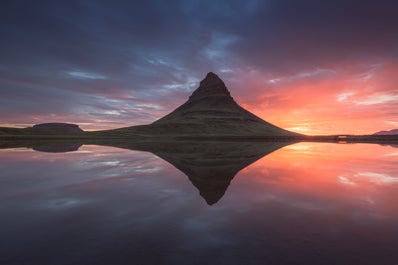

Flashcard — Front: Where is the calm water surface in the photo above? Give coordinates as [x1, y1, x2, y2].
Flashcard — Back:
[0, 142, 397, 265]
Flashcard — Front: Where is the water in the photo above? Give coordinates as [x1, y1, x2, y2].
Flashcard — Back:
[0, 141, 397, 265]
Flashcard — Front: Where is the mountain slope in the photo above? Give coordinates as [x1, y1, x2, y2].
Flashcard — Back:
[109, 72, 298, 136]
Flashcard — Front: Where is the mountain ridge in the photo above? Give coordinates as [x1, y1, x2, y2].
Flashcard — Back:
[107, 72, 298, 137]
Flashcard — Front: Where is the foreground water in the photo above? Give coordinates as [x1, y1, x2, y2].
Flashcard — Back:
[0, 142, 397, 265]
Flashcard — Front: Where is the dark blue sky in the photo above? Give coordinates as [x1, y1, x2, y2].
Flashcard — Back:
[1, 0, 398, 133]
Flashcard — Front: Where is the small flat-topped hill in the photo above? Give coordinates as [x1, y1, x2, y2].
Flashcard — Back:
[32, 123, 83, 133]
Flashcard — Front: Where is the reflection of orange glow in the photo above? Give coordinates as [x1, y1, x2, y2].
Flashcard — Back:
[236, 143, 398, 217]
[1, 142, 397, 220]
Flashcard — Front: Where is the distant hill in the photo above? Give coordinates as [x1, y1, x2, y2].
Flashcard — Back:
[32, 123, 83, 133]
[374, 129, 398, 135]
[105, 72, 298, 137]
[0, 123, 83, 136]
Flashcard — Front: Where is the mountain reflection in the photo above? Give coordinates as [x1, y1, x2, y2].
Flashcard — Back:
[150, 141, 292, 204]
[33, 144, 82, 153]
[0, 139, 293, 204]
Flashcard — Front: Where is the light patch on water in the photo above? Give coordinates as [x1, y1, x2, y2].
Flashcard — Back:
[363, 197, 375, 206]
[385, 151, 398, 157]
[44, 198, 91, 209]
[134, 166, 163, 173]
[338, 176, 356, 186]
[355, 172, 398, 184]
[99, 161, 121, 166]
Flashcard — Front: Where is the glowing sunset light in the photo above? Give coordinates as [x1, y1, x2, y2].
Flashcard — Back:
[237, 61, 398, 135]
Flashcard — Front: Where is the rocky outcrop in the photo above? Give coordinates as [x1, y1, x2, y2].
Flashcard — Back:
[32, 123, 83, 133]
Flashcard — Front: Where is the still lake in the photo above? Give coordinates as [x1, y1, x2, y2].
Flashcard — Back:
[0, 141, 397, 265]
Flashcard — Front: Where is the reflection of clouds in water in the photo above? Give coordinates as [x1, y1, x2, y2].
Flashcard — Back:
[0, 145, 169, 199]
[284, 144, 313, 151]
[44, 198, 92, 210]
[1, 142, 398, 264]
[362, 197, 375, 206]
[339, 172, 398, 186]
[98, 161, 121, 166]
[134, 166, 164, 173]
[255, 193, 336, 213]
[385, 151, 398, 157]
[233, 142, 398, 220]
[355, 172, 398, 184]
[338, 176, 356, 186]
[70, 146, 165, 177]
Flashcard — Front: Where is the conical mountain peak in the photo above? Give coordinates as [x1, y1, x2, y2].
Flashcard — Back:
[189, 72, 231, 100]
[147, 72, 298, 136]
[201, 72, 224, 85]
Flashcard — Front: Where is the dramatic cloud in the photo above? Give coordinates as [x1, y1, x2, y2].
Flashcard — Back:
[1, 0, 397, 133]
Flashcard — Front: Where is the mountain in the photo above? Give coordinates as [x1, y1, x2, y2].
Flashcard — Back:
[105, 72, 298, 137]
[32, 123, 83, 133]
[374, 129, 398, 135]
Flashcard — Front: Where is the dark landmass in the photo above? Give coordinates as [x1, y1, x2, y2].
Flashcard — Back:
[374, 129, 398, 135]
[0, 123, 84, 136]
[32, 143, 82, 153]
[32, 123, 83, 133]
[0, 127, 29, 135]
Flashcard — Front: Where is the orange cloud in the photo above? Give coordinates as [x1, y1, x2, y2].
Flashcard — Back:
[236, 61, 398, 135]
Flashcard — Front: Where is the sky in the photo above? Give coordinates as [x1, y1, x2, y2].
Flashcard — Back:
[1, 0, 398, 135]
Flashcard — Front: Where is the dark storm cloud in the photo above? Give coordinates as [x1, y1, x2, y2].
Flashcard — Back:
[231, 1, 398, 72]
[0, 0, 397, 129]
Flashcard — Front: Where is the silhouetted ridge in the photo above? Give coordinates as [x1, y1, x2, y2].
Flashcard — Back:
[148, 72, 298, 136]
[189, 72, 231, 101]
[32, 123, 83, 133]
